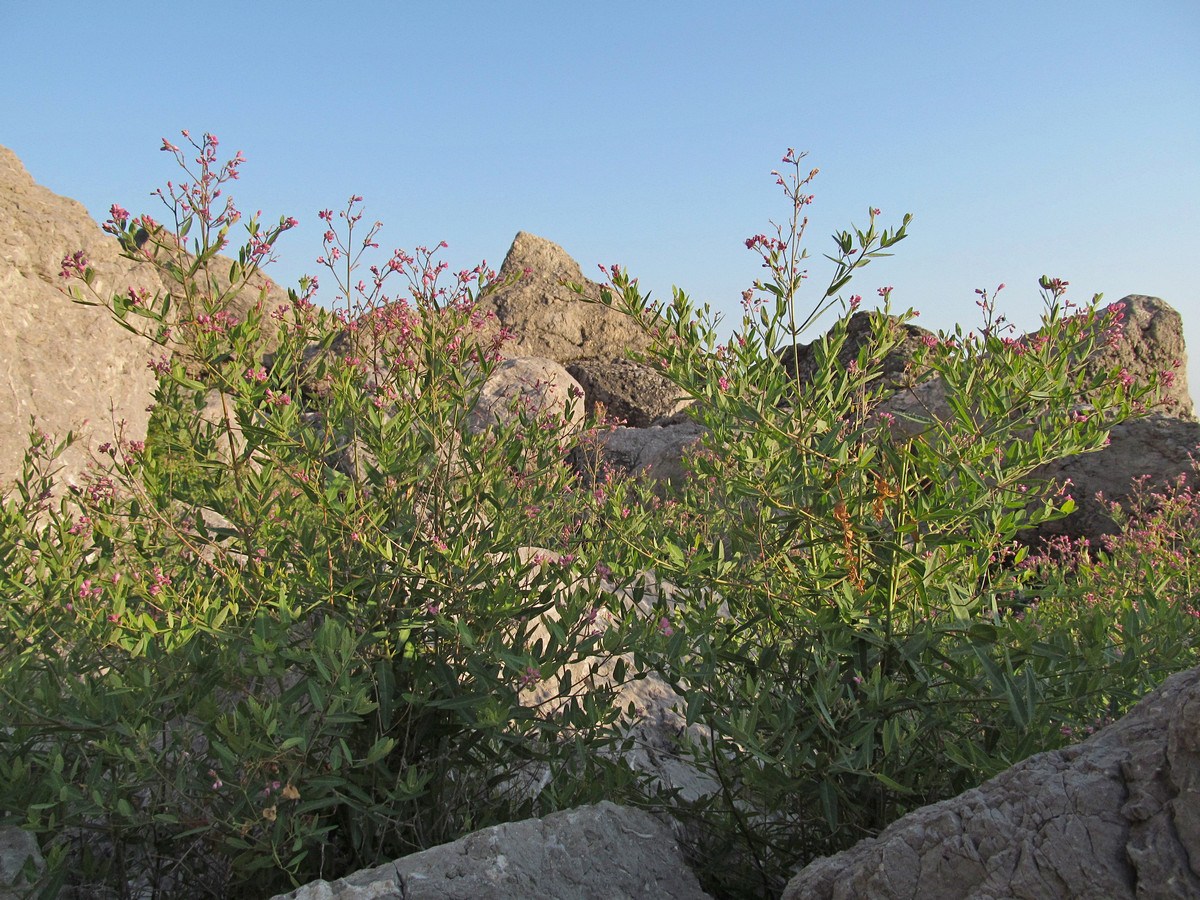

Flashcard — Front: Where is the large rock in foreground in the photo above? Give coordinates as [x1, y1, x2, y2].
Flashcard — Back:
[782, 664, 1200, 899]
[270, 801, 713, 900]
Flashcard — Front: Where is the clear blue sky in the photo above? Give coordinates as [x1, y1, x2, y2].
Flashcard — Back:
[3, 1, 1198, 405]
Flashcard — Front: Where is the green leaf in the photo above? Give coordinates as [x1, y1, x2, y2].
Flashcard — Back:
[362, 736, 396, 767]
[819, 779, 839, 831]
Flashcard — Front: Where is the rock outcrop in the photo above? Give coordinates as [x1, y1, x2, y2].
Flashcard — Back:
[477, 231, 653, 363]
[467, 356, 585, 434]
[1030, 412, 1200, 543]
[0, 142, 291, 495]
[782, 663, 1200, 899]
[1084, 294, 1194, 421]
[864, 296, 1199, 543]
[0, 143, 162, 493]
[0, 826, 45, 900]
[571, 420, 708, 487]
[268, 802, 713, 900]
[778, 310, 936, 390]
[566, 356, 692, 427]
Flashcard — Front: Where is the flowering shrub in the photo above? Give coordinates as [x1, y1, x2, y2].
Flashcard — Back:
[2, 135, 1198, 900]
[1009, 462, 1200, 740]
[584, 149, 1196, 895]
[0, 132, 660, 898]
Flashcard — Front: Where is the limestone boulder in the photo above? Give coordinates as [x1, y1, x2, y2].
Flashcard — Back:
[0, 142, 294, 496]
[782, 663, 1200, 900]
[782, 297, 1191, 417]
[511, 563, 724, 806]
[467, 357, 585, 434]
[476, 232, 653, 363]
[269, 801, 713, 900]
[0, 142, 163, 493]
[1029, 413, 1200, 544]
[570, 420, 709, 488]
[866, 296, 1198, 546]
[566, 356, 693, 427]
[1083, 295, 1193, 420]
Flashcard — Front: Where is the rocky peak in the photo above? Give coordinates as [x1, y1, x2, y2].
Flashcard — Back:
[477, 231, 654, 363]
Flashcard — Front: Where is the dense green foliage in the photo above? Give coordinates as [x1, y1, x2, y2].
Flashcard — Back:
[2, 135, 1197, 899]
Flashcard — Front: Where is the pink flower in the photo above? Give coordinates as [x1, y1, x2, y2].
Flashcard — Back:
[658, 617, 675, 637]
[59, 250, 88, 278]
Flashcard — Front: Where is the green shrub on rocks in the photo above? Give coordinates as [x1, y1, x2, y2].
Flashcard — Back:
[1, 135, 1198, 900]
[1, 133, 654, 898]
[585, 149, 1200, 896]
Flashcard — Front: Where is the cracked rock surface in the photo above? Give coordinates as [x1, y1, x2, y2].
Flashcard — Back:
[270, 801, 712, 900]
[782, 665, 1200, 899]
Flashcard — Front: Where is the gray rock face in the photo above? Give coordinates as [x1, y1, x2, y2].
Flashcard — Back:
[783, 297, 1198, 547]
[0, 142, 162, 493]
[782, 664, 1200, 900]
[467, 357, 585, 434]
[477, 232, 653, 363]
[0, 827, 46, 900]
[1084, 295, 1194, 421]
[0, 142, 293, 496]
[269, 802, 713, 900]
[570, 421, 709, 488]
[566, 357, 692, 427]
[777, 311, 936, 390]
[1031, 413, 1200, 543]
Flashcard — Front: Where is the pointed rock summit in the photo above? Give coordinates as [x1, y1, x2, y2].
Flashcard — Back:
[478, 231, 654, 363]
